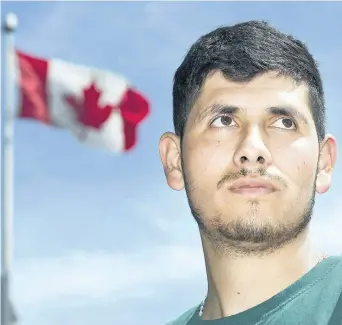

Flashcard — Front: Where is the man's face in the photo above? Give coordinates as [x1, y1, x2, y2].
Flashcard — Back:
[160, 71, 336, 254]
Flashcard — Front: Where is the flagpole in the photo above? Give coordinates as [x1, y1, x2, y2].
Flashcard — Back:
[1, 13, 18, 325]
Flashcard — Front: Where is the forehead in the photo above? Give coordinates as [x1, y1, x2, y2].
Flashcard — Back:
[190, 71, 313, 120]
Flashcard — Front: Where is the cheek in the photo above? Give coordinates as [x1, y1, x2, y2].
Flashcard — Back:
[272, 137, 318, 184]
[184, 137, 235, 181]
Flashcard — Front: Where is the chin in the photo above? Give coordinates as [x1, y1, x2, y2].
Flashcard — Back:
[221, 195, 279, 213]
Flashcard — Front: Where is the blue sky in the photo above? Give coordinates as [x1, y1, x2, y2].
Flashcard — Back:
[1, 2, 342, 325]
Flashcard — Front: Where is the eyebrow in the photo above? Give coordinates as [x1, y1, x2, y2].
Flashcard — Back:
[195, 104, 240, 123]
[195, 104, 309, 124]
[267, 106, 309, 124]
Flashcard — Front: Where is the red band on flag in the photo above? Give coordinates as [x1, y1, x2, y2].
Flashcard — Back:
[17, 51, 50, 124]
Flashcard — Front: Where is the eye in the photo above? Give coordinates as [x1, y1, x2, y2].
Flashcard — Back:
[211, 115, 237, 128]
[271, 117, 296, 130]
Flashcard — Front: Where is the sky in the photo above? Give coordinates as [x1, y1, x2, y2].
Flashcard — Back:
[1, 1, 342, 325]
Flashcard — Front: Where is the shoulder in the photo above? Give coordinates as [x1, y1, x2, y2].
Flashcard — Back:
[166, 305, 199, 325]
[327, 255, 342, 274]
[328, 257, 342, 325]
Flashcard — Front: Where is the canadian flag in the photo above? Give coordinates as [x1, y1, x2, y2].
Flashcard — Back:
[14, 50, 150, 152]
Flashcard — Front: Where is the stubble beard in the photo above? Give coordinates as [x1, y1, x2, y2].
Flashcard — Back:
[183, 168, 316, 258]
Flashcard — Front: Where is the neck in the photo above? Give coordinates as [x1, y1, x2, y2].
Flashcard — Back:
[200, 229, 324, 320]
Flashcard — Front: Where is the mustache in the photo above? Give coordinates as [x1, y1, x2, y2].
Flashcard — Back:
[217, 168, 288, 190]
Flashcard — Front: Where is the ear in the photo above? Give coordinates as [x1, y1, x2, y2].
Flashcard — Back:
[316, 134, 337, 194]
[159, 132, 184, 191]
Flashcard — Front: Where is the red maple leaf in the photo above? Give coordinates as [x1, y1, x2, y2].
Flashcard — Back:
[64, 81, 150, 150]
[64, 82, 113, 129]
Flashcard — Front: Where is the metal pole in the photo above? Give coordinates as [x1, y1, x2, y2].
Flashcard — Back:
[1, 13, 18, 325]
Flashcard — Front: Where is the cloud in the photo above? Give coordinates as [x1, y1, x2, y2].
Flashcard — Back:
[12, 244, 204, 308]
[311, 203, 342, 255]
[14, 2, 194, 71]
[15, 2, 89, 57]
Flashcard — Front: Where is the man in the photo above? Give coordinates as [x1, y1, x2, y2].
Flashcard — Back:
[159, 21, 342, 325]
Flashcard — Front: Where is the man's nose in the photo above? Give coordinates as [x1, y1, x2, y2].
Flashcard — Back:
[233, 127, 272, 170]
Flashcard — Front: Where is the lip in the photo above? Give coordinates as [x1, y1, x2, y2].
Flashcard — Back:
[229, 178, 277, 196]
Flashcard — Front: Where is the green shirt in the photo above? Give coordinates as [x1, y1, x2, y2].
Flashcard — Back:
[167, 256, 342, 325]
